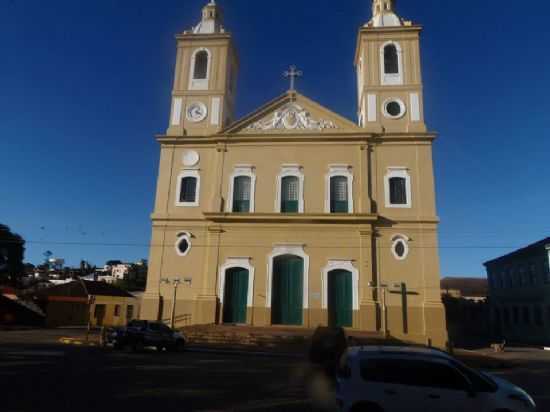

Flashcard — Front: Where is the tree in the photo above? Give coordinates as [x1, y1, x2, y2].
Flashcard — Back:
[0, 224, 25, 287]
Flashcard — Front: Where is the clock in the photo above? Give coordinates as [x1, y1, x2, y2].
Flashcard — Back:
[186, 102, 208, 122]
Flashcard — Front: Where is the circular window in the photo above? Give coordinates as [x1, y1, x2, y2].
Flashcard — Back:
[175, 233, 192, 257]
[383, 99, 406, 119]
[391, 237, 409, 260]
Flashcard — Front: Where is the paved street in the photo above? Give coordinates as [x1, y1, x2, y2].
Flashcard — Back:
[2, 330, 550, 411]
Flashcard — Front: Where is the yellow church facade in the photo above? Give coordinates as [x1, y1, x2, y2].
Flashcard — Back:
[141, 0, 448, 347]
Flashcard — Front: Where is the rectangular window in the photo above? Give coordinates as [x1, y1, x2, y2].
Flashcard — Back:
[281, 176, 299, 213]
[534, 306, 543, 327]
[114, 305, 121, 317]
[180, 177, 197, 203]
[232, 176, 251, 212]
[523, 307, 531, 325]
[330, 176, 349, 213]
[126, 305, 134, 321]
[389, 177, 407, 205]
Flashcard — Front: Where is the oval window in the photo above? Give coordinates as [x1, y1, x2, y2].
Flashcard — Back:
[392, 237, 409, 260]
[175, 233, 192, 257]
[383, 99, 406, 119]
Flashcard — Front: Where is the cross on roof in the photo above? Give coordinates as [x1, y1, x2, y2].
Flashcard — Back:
[283, 65, 303, 91]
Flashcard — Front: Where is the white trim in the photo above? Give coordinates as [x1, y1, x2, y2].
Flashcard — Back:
[380, 41, 404, 86]
[384, 167, 412, 209]
[175, 232, 192, 257]
[266, 245, 309, 310]
[367, 94, 377, 122]
[211, 97, 221, 126]
[324, 165, 354, 214]
[227, 165, 256, 213]
[409, 93, 420, 122]
[382, 98, 407, 120]
[171, 97, 183, 126]
[275, 164, 305, 213]
[175, 170, 201, 207]
[188, 48, 211, 91]
[218, 258, 255, 308]
[321, 260, 359, 311]
[391, 234, 410, 261]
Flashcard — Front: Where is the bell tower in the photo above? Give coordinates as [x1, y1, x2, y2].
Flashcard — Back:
[167, 1, 238, 136]
[355, 0, 426, 133]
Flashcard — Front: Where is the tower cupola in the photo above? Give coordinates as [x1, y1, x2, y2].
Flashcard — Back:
[192, 0, 224, 34]
[368, 0, 406, 27]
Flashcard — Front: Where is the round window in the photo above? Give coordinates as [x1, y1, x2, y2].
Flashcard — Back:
[392, 237, 409, 260]
[175, 233, 192, 256]
[383, 99, 406, 119]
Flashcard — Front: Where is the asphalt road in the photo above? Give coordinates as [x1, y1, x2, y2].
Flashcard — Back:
[2, 330, 550, 412]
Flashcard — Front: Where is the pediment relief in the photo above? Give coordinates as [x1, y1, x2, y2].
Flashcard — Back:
[245, 103, 338, 132]
[223, 92, 361, 135]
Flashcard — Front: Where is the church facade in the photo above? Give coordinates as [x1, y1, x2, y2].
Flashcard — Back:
[141, 0, 448, 347]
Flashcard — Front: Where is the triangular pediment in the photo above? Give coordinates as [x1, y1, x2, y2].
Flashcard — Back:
[222, 91, 361, 135]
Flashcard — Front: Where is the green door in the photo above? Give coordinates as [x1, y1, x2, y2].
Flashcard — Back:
[223, 267, 249, 324]
[272, 255, 303, 325]
[328, 269, 353, 327]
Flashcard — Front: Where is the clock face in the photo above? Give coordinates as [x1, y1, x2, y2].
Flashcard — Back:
[186, 102, 208, 122]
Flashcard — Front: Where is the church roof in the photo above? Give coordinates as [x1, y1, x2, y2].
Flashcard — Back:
[222, 91, 361, 135]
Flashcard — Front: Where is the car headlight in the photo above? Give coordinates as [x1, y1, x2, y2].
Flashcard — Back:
[509, 391, 536, 409]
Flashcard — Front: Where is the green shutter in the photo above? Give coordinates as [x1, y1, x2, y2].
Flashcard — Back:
[330, 176, 349, 213]
[272, 255, 303, 325]
[281, 176, 299, 213]
[222, 268, 249, 324]
[328, 269, 353, 327]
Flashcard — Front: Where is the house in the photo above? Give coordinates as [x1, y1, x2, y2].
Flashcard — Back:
[0, 286, 45, 327]
[140, 0, 448, 347]
[31, 280, 138, 328]
[484, 237, 550, 344]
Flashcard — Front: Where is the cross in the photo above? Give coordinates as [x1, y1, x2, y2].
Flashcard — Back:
[283, 65, 303, 91]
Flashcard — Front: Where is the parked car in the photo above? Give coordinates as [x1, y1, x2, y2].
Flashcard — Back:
[336, 346, 536, 412]
[107, 320, 186, 352]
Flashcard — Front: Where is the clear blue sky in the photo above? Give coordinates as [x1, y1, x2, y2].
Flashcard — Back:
[1, 0, 549, 276]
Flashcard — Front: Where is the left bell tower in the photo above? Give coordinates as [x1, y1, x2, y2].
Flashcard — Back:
[167, 1, 238, 136]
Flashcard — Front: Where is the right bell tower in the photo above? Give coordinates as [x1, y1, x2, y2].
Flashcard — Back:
[356, 0, 427, 133]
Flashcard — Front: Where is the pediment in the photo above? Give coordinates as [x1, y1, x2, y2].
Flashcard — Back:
[223, 92, 361, 135]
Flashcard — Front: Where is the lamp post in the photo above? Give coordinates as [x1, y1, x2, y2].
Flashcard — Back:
[161, 277, 181, 329]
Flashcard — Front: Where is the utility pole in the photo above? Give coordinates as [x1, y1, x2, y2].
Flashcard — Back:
[161, 277, 181, 329]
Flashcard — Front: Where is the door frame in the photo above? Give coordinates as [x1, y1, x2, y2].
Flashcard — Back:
[321, 260, 359, 313]
[266, 245, 309, 310]
[218, 258, 255, 309]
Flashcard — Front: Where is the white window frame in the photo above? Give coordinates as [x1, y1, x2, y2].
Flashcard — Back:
[391, 234, 410, 261]
[324, 165, 354, 214]
[380, 41, 404, 86]
[175, 232, 192, 257]
[227, 165, 256, 213]
[176, 169, 200, 207]
[275, 164, 305, 213]
[384, 167, 412, 209]
[321, 260, 359, 311]
[218, 257, 255, 308]
[266, 245, 309, 310]
[188, 47, 211, 91]
[382, 98, 407, 120]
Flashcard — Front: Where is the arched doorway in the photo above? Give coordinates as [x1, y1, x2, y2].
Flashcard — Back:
[222, 267, 249, 324]
[272, 255, 304, 325]
[328, 269, 353, 327]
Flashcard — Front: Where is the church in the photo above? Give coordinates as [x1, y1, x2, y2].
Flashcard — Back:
[141, 0, 448, 347]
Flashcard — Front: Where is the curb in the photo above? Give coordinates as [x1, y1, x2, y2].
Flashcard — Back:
[58, 337, 99, 347]
[186, 346, 303, 359]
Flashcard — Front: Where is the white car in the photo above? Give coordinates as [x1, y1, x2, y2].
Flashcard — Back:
[336, 346, 536, 412]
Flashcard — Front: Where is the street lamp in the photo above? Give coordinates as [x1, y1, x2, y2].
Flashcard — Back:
[161, 277, 181, 329]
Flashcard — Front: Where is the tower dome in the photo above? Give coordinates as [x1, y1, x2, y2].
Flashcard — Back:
[367, 0, 404, 27]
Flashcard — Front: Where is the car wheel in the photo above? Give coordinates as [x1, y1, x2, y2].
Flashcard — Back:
[174, 340, 185, 353]
[350, 402, 384, 412]
[133, 341, 144, 353]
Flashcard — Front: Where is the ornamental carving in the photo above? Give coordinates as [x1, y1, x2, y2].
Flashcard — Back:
[245, 103, 338, 131]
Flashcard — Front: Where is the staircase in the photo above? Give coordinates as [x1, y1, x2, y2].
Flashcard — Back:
[181, 324, 386, 353]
